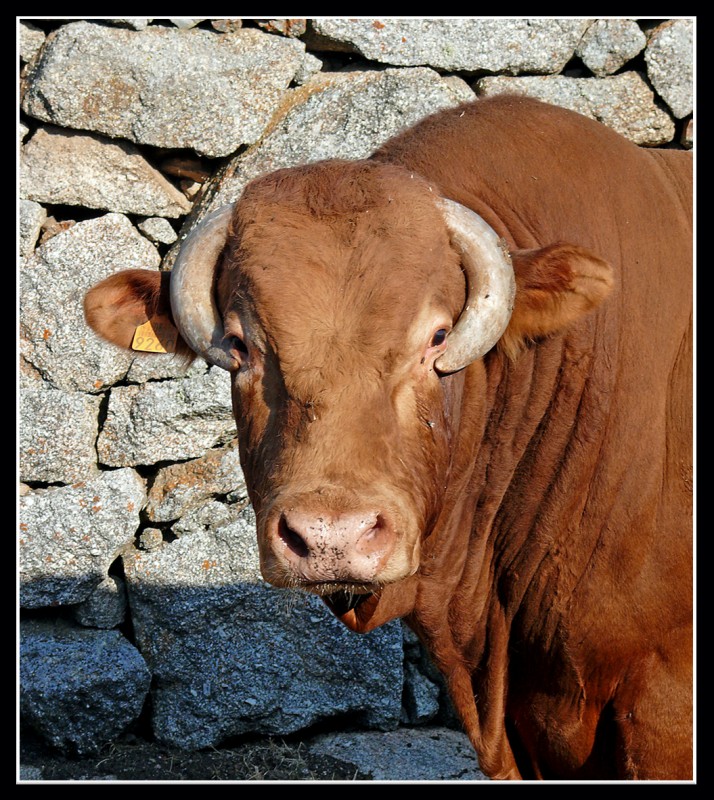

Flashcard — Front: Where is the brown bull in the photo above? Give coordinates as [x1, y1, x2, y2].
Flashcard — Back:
[84, 96, 693, 780]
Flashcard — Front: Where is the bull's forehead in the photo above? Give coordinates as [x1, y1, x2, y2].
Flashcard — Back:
[218, 160, 465, 388]
[235, 209, 461, 374]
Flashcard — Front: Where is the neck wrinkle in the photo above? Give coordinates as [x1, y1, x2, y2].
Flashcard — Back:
[407, 336, 591, 778]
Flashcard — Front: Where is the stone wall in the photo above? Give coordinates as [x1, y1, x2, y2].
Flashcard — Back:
[19, 17, 694, 760]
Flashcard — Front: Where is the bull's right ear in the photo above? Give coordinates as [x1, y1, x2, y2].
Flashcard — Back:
[498, 242, 614, 359]
[84, 269, 190, 357]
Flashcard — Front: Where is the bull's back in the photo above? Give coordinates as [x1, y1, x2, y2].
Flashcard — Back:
[373, 95, 691, 285]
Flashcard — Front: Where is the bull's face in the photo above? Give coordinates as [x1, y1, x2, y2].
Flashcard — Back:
[170, 161, 515, 622]
[218, 165, 468, 605]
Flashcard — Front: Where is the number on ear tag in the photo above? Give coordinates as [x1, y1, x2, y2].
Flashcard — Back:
[131, 315, 178, 353]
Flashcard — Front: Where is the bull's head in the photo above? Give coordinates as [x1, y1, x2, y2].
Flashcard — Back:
[168, 163, 513, 620]
[85, 160, 611, 630]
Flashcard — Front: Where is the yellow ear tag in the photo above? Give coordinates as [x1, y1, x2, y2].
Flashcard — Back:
[131, 315, 178, 353]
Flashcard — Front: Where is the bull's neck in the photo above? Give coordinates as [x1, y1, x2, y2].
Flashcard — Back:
[410, 326, 605, 662]
[401, 333, 601, 776]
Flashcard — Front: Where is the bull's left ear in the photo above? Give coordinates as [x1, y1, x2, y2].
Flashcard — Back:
[84, 269, 191, 358]
[499, 242, 614, 359]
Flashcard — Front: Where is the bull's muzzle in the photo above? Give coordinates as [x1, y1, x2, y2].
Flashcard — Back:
[264, 505, 398, 592]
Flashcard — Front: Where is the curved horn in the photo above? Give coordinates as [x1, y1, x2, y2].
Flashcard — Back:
[435, 198, 515, 374]
[170, 204, 236, 370]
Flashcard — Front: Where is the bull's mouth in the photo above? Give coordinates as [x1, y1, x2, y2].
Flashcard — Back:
[287, 574, 417, 634]
[302, 579, 377, 598]
[316, 585, 382, 632]
[321, 587, 376, 617]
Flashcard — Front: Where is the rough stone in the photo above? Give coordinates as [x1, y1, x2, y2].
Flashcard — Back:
[139, 528, 165, 551]
[72, 575, 128, 629]
[19, 121, 29, 144]
[293, 52, 323, 85]
[97, 368, 235, 467]
[19, 765, 43, 780]
[171, 499, 242, 537]
[257, 19, 307, 38]
[21, 21, 310, 157]
[681, 117, 693, 149]
[19, 213, 161, 393]
[20, 20, 45, 63]
[308, 18, 591, 73]
[402, 624, 459, 728]
[123, 505, 404, 749]
[576, 18, 646, 77]
[20, 126, 191, 218]
[19, 199, 46, 257]
[308, 727, 486, 781]
[402, 660, 441, 725]
[19, 387, 101, 484]
[645, 19, 694, 118]
[38, 216, 75, 244]
[169, 18, 208, 29]
[18, 469, 146, 608]
[210, 19, 243, 33]
[179, 67, 474, 236]
[20, 619, 151, 754]
[146, 442, 246, 522]
[475, 71, 676, 146]
[106, 18, 153, 30]
[124, 350, 209, 384]
[137, 217, 179, 245]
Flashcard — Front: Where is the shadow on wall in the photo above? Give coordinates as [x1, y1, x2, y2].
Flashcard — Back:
[19, 567, 412, 755]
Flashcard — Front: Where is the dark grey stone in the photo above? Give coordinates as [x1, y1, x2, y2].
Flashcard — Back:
[20, 619, 151, 755]
[308, 726, 486, 780]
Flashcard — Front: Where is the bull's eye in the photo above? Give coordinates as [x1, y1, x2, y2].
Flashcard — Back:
[231, 336, 249, 356]
[431, 329, 448, 347]
[226, 335, 249, 366]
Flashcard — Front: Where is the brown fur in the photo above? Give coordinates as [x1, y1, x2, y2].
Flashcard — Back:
[84, 96, 692, 780]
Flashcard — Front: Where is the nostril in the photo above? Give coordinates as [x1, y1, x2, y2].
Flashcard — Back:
[360, 514, 383, 541]
[356, 514, 391, 556]
[278, 515, 310, 558]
